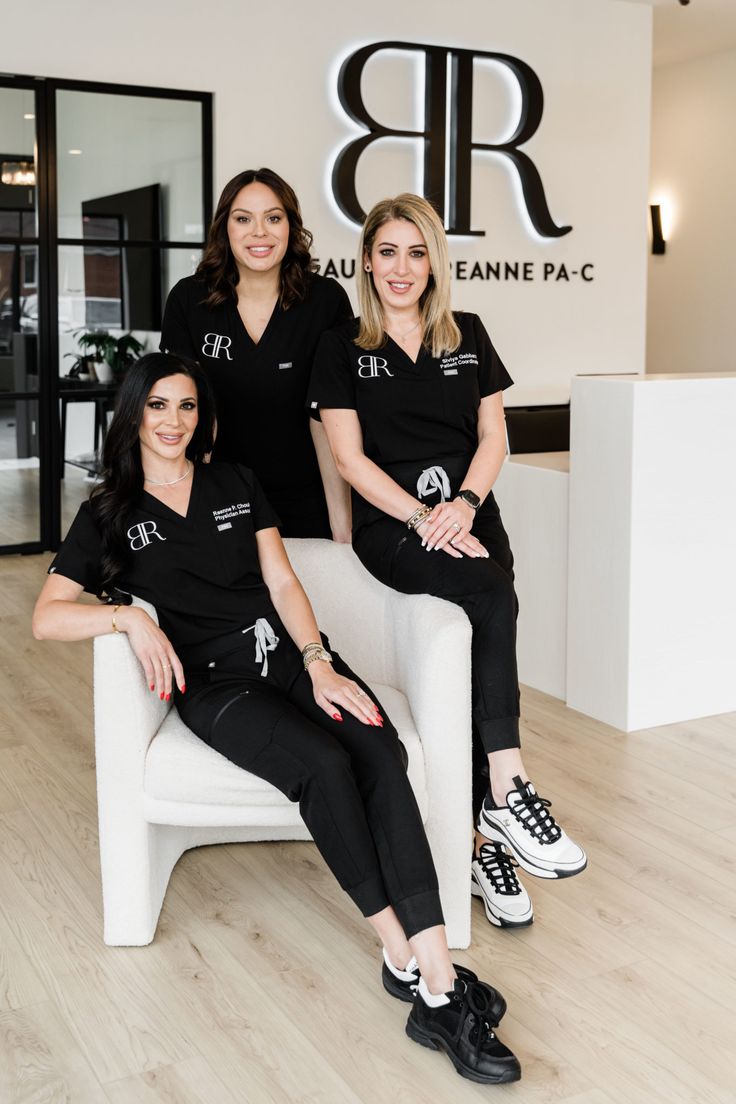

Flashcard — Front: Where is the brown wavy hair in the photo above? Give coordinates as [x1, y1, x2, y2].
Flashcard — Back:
[196, 168, 318, 310]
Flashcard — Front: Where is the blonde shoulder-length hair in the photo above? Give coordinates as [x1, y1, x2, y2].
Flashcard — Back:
[355, 194, 461, 358]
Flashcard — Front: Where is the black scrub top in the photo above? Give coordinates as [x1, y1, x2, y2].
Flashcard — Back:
[308, 312, 513, 533]
[160, 273, 352, 537]
[48, 463, 281, 663]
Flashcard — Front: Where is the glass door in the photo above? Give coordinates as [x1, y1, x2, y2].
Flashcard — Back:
[0, 81, 42, 552]
[0, 75, 212, 554]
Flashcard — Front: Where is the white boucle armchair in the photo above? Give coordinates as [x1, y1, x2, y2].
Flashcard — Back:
[93, 539, 473, 949]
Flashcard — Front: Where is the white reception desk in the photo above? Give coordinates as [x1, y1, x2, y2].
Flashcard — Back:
[495, 373, 736, 732]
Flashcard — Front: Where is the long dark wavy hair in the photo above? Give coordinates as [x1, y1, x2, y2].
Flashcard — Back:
[196, 167, 318, 310]
[90, 352, 216, 600]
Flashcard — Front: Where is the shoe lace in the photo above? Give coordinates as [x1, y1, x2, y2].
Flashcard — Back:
[478, 844, 522, 895]
[452, 980, 499, 1056]
[510, 784, 562, 844]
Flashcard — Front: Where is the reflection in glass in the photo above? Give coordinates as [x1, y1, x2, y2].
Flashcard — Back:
[57, 90, 203, 241]
[0, 244, 38, 392]
[0, 397, 41, 545]
[0, 88, 36, 240]
[57, 245, 201, 376]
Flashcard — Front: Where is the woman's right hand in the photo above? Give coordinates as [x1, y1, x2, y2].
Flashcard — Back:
[116, 606, 185, 700]
[414, 516, 489, 559]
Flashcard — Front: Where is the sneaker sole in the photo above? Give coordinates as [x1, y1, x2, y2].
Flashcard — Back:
[477, 812, 588, 880]
[470, 876, 534, 928]
[405, 1017, 522, 1084]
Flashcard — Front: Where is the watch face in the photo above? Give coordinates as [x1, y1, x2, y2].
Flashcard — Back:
[460, 490, 481, 509]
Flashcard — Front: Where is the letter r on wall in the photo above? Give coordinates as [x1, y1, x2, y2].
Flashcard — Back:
[332, 41, 572, 239]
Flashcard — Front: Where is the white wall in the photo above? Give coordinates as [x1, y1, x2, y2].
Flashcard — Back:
[5, 0, 652, 403]
[648, 48, 736, 375]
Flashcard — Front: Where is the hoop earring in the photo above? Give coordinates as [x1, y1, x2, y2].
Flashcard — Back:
[364, 265, 371, 272]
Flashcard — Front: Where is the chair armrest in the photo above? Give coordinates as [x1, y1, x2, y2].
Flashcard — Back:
[93, 596, 168, 779]
[385, 591, 473, 802]
[284, 538, 391, 683]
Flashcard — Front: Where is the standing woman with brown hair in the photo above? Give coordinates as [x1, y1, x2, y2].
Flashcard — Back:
[161, 167, 352, 540]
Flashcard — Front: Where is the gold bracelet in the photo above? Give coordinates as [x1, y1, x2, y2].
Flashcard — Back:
[111, 604, 122, 634]
[304, 647, 333, 670]
[407, 505, 431, 531]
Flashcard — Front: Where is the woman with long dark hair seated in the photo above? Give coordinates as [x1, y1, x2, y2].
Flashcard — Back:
[309, 194, 586, 933]
[160, 167, 352, 540]
[32, 351, 521, 1086]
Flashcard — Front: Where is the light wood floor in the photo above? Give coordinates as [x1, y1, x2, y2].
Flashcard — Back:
[1, 554, 734, 1104]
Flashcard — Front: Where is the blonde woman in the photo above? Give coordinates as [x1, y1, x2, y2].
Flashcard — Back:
[309, 194, 586, 944]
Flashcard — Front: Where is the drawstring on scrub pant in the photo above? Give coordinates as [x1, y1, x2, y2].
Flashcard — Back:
[206, 617, 280, 677]
[417, 465, 451, 502]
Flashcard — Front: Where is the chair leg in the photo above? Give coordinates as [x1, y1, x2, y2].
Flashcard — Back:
[426, 815, 472, 950]
[99, 821, 191, 946]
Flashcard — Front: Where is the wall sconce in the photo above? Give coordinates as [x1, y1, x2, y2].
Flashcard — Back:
[650, 204, 666, 255]
[1, 160, 36, 186]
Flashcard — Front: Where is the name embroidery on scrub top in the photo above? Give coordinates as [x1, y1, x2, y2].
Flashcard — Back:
[212, 502, 252, 532]
[439, 352, 479, 376]
[201, 333, 233, 360]
[127, 521, 167, 550]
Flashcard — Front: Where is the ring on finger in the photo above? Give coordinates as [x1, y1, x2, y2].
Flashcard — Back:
[452, 522, 461, 531]
[356, 688, 365, 696]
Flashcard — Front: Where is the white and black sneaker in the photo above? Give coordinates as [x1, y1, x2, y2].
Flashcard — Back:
[471, 843, 533, 927]
[381, 950, 507, 1025]
[477, 775, 587, 880]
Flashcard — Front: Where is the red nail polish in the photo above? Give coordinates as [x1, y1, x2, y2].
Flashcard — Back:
[181, 684, 186, 693]
[150, 684, 155, 691]
[165, 693, 170, 702]
[160, 692, 164, 700]
[332, 713, 342, 721]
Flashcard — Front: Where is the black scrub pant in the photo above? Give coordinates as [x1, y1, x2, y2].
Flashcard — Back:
[353, 490, 520, 818]
[176, 623, 444, 940]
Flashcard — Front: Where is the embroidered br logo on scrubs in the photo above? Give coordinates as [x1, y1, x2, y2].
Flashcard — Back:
[357, 355, 393, 379]
[201, 333, 233, 360]
[127, 521, 166, 551]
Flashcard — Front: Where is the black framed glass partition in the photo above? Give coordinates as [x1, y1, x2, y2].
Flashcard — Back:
[0, 81, 42, 553]
[0, 74, 212, 554]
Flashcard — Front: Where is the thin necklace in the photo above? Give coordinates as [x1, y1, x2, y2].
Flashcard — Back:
[144, 461, 192, 487]
[389, 318, 422, 343]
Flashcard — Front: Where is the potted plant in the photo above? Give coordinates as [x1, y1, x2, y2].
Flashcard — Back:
[107, 332, 145, 380]
[68, 329, 144, 383]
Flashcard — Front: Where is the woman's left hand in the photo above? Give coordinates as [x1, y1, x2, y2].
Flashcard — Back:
[308, 662, 383, 726]
[419, 498, 485, 554]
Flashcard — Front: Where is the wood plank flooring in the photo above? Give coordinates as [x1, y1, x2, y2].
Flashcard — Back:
[0, 553, 734, 1103]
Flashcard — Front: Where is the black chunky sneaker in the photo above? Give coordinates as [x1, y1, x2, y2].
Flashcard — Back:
[477, 775, 587, 880]
[406, 977, 521, 1084]
[471, 842, 534, 927]
[382, 953, 507, 1025]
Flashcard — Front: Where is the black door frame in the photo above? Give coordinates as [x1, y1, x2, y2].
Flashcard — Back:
[0, 73, 212, 555]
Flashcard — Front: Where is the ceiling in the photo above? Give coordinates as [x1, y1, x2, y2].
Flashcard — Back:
[621, 0, 736, 66]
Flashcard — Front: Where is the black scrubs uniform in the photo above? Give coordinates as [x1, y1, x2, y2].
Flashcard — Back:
[49, 462, 443, 938]
[160, 273, 352, 538]
[309, 314, 518, 814]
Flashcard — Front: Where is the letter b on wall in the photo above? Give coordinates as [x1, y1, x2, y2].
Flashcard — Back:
[332, 40, 571, 239]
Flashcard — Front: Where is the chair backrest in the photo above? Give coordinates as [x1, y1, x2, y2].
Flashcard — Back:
[283, 538, 393, 685]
